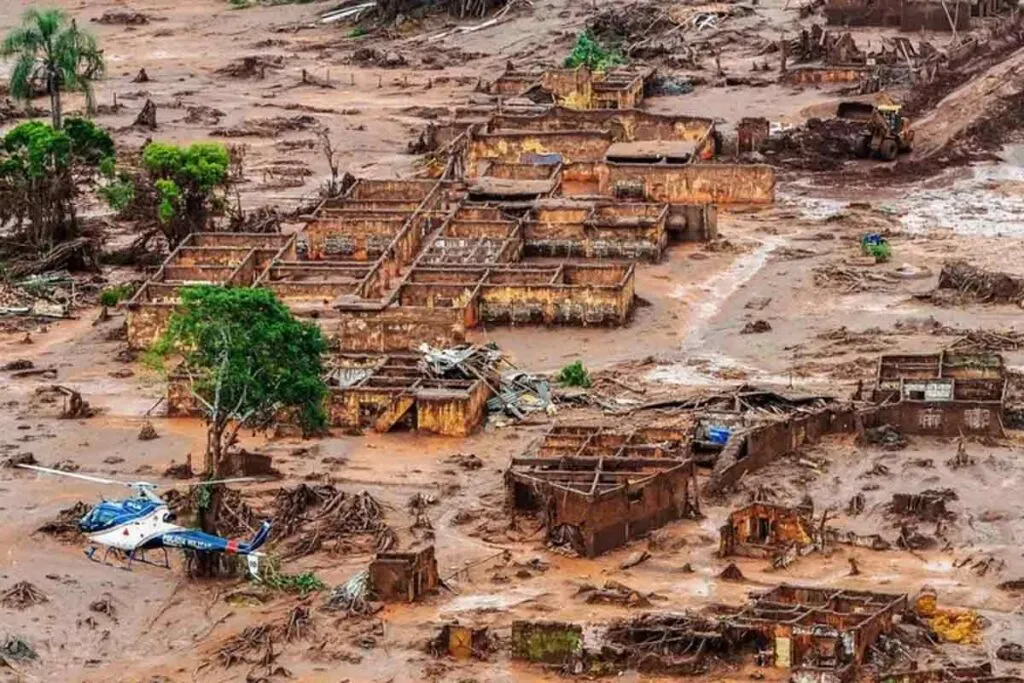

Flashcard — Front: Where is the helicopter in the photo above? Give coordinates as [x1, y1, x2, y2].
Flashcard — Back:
[18, 464, 272, 577]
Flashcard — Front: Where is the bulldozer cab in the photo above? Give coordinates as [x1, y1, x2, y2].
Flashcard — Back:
[877, 104, 903, 133]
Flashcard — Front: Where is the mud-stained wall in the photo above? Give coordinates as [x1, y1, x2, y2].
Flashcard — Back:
[587, 467, 694, 556]
[603, 163, 776, 205]
[478, 281, 633, 326]
[126, 303, 176, 350]
[824, 0, 972, 30]
[328, 387, 394, 430]
[331, 307, 465, 352]
[173, 247, 252, 267]
[304, 215, 406, 261]
[525, 205, 666, 262]
[708, 408, 858, 493]
[781, 67, 869, 86]
[369, 546, 439, 602]
[264, 279, 361, 302]
[489, 108, 713, 142]
[467, 131, 612, 171]
[162, 265, 236, 283]
[348, 179, 438, 201]
[540, 68, 593, 100]
[885, 401, 1004, 437]
[191, 233, 291, 250]
[415, 382, 490, 437]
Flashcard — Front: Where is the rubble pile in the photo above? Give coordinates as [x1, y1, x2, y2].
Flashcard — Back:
[0, 582, 48, 610]
[36, 501, 89, 542]
[215, 55, 284, 80]
[269, 484, 393, 559]
[936, 260, 1024, 304]
[761, 118, 865, 171]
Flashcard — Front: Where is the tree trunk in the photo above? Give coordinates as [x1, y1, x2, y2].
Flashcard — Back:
[49, 72, 62, 130]
[193, 483, 224, 577]
[204, 419, 225, 477]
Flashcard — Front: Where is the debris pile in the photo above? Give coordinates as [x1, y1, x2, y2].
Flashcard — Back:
[92, 10, 151, 25]
[0, 636, 37, 667]
[813, 264, 900, 292]
[416, 342, 554, 421]
[138, 420, 159, 441]
[270, 484, 393, 559]
[211, 115, 320, 138]
[761, 118, 865, 171]
[213, 624, 290, 679]
[0, 582, 48, 610]
[36, 501, 89, 542]
[215, 55, 284, 79]
[936, 260, 1024, 304]
[861, 423, 907, 450]
[576, 580, 655, 607]
[324, 570, 377, 617]
[740, 319, 771, 334]
[914, 588, 986, 644]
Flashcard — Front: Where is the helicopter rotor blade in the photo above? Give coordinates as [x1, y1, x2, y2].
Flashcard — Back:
[16, 464, 131, 487]
[177, 477, 271, 487]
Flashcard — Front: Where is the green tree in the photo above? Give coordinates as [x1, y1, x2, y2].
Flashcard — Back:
[0, 118, 114, 247]
[152, 285, 328, 476]
[117, 142, 231, 246]
[1, 8, 105, 130]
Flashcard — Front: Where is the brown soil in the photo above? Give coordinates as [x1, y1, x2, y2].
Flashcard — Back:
[4, 0, 1024, 680]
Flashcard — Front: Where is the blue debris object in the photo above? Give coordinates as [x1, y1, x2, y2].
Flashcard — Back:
[706, 426, 732, 445]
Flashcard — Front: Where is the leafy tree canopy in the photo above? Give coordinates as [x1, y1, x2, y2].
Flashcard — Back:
[564, 30, 625, 72]
[153, 286, 328, 473]
[1, 8, 105, 129]
[0, 118, 113, 179]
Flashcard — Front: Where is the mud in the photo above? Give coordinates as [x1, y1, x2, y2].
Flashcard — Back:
[4, 0, 1024, 680]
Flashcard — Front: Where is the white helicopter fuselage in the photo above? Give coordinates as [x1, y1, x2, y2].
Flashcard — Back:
[87, 506, 182, 551]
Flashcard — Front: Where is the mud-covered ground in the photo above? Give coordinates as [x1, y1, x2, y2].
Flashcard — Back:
[4, 0, 1024, 681]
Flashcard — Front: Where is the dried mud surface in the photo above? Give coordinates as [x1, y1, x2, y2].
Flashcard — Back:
[3, 0, 1024, 681]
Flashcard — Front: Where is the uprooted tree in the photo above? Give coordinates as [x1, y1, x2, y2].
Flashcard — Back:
[0, 118, 114, 250]
[151, 286, 327, 574]
[104, 141, 232, 247]
[1, 8, 105, 130]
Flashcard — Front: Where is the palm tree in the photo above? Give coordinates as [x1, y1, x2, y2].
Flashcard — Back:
[1, 8, 105, 129]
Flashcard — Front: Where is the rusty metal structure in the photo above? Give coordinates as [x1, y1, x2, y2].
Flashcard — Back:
[505, 424, 699, 557]
[368, 544, 439, 602]
[870, 351, 1006, 436]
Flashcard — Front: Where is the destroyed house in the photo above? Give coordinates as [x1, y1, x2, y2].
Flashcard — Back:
[882, 662, 1024, 682]
[326, 349, 496, 437]
[506, 424, 699, 557]
[823, 0, 983, 31]
[487, 65, 654, 110]
[871, 351, 1006, 436]
[369, 544, 439, 602]
[724, 585, 907, 678]
[125, 232, 295, 348]
[719, 502, 813, 558]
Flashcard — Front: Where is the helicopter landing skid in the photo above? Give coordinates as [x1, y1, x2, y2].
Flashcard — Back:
[85, 545, 171, 571]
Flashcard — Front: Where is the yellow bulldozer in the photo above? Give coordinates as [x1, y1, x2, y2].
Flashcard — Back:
[836, 101, 914, 161]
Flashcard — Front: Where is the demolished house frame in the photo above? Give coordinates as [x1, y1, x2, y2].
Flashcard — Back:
[505, 424, 699, 557]
[870, 350, 1006, 436]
